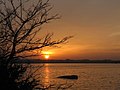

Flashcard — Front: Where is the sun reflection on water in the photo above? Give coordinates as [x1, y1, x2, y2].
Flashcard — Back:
[44, 64, 50, 83]
[42, 64, 51, 86]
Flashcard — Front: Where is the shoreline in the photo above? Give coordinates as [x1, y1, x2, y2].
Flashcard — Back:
[15, 59, 120, 64]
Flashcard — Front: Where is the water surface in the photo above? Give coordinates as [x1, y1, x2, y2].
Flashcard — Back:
[35, 63, 120, 90]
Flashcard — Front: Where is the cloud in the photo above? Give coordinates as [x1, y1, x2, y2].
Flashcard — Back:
[109, 32, 120, 37]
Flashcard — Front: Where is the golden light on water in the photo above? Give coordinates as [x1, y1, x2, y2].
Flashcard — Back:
[44, 64, 49, 83]
[42, 64, 50, 86]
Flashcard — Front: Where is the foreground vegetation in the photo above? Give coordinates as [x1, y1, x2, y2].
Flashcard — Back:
[0, 0, 71, 89]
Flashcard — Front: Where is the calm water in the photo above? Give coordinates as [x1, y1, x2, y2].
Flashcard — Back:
[34, 63, 120, 90]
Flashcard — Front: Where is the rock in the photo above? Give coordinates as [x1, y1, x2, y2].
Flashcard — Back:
[57, 75, 78, 80]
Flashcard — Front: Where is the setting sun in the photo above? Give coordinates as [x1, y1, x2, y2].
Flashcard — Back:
[41, 51, 53, 60]
[44, 55, 50, 59]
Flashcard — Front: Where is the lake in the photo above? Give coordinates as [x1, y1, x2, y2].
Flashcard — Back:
[33, 63, 120, 90]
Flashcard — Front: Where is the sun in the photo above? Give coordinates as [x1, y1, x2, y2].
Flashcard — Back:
[44, 55, 50, 59]
[41, 51, 53, 60]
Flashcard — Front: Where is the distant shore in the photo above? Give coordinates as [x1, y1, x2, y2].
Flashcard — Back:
[15, 59, 120, 64]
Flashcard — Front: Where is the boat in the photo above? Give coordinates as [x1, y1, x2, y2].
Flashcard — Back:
[57, 75, 78, 80]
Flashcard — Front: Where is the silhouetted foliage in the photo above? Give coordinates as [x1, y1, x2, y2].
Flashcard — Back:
[0, 0, 72, 89]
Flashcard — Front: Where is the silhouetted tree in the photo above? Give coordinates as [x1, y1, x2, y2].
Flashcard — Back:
[0, 0, 72, 89]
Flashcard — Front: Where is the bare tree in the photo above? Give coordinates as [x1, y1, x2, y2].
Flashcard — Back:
[0, 0, 72, 63]
[0, 0, 72, 89]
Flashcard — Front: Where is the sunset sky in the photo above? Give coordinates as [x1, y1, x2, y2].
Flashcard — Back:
[40, 0, 120, 60]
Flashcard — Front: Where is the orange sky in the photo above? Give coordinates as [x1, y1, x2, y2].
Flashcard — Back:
[38, 0, 120, 60]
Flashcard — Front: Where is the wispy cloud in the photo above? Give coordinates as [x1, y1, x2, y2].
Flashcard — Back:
[109, 32, 120, 37]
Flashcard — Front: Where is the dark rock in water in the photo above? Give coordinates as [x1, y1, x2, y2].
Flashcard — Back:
[57, 75, 78, 80]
